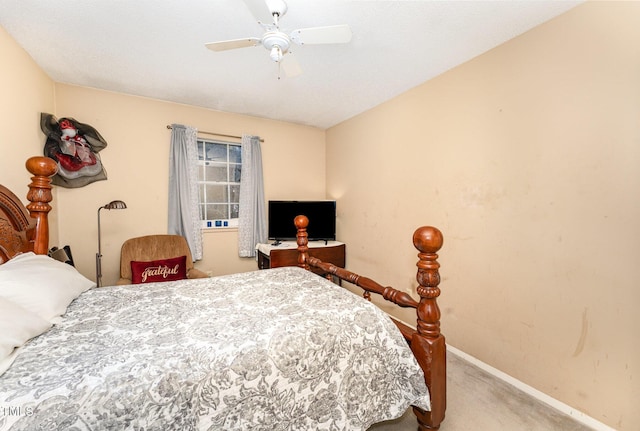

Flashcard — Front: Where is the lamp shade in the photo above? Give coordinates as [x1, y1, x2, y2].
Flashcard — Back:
[102, 200, 127, 210]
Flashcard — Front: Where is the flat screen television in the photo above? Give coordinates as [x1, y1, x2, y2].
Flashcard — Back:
[268, 200, 336, 243]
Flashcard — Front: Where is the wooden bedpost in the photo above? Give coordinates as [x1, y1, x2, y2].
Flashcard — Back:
[294, 215, 309, 270]
[411, 226, 446, 430]
[25, 156, 57, 254]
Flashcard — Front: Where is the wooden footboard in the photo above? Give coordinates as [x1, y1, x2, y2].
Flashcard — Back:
[295, 215, 446, 430]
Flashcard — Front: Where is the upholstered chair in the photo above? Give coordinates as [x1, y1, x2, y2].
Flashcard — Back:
[117, 234, 208, 285]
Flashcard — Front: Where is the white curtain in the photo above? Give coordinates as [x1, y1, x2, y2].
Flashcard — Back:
[238, 134, 267, 257]
[167, 124, 203, 261]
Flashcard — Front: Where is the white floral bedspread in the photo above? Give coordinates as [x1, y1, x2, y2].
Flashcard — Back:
[0, 266, 429, 430]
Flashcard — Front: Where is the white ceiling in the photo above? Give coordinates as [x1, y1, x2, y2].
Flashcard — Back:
[0, 0, 582, 129]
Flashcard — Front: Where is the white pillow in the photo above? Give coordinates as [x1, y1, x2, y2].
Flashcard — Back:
[0, 252, 95, 322]
[0, 297, 52, 364]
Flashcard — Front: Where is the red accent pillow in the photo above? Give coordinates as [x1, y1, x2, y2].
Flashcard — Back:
[131, 255, 187, 284]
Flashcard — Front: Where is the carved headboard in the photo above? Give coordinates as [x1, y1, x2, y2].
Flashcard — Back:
[0, 157, 58, 264]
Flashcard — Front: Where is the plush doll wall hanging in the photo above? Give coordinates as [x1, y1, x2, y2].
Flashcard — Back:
[40, 113, 108, 188]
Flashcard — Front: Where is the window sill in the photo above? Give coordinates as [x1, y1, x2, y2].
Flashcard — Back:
[203, 227, 238, 234]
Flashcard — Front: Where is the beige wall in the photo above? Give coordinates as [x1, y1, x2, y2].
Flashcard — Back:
[0, 26, 59, 245]
[53, 84, 326, 284]
[326, 2, 638, 430]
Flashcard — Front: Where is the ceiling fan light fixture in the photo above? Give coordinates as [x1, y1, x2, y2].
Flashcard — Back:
[262, 31, 290, 63]
[269, 45, 283, 63]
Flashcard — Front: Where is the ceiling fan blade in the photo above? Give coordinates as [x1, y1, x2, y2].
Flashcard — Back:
[290, 25, 352, 45]
[281, 53, 302, 77]
[205, 38, 261, 52]
[242, 0, 274, 24]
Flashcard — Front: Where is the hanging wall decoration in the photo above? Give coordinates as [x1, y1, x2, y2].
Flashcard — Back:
[40, 113, 108, 188]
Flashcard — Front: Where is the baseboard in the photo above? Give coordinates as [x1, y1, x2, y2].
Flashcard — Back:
[446, 345, 617, 431]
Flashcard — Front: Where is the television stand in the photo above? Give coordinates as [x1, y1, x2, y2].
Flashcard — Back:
[257, 240, 345, 281]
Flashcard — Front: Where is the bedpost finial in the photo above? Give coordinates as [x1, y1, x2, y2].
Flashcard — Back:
[26, 156, 58, 178]
[413, 226, 443, 254]
[294, 214, 309, 229]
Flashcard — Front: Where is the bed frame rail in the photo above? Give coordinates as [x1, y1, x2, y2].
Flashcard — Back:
[294, 214, 446, 430]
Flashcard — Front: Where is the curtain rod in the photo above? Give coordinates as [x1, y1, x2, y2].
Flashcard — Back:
[166, 125, 264, 142]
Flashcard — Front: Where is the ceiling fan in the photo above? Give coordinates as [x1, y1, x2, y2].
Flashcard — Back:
[205, 0, 352, 77]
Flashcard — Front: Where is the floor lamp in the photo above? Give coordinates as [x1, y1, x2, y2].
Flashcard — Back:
[96, 200, 127, 287]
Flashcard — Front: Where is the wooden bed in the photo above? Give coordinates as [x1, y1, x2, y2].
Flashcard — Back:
[0, 156, 446, 430]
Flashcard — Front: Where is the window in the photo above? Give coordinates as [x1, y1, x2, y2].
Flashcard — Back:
[197, 139, 241, 228]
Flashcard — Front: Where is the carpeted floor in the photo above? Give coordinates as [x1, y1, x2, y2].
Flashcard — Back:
[368, 351, 595, 431]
